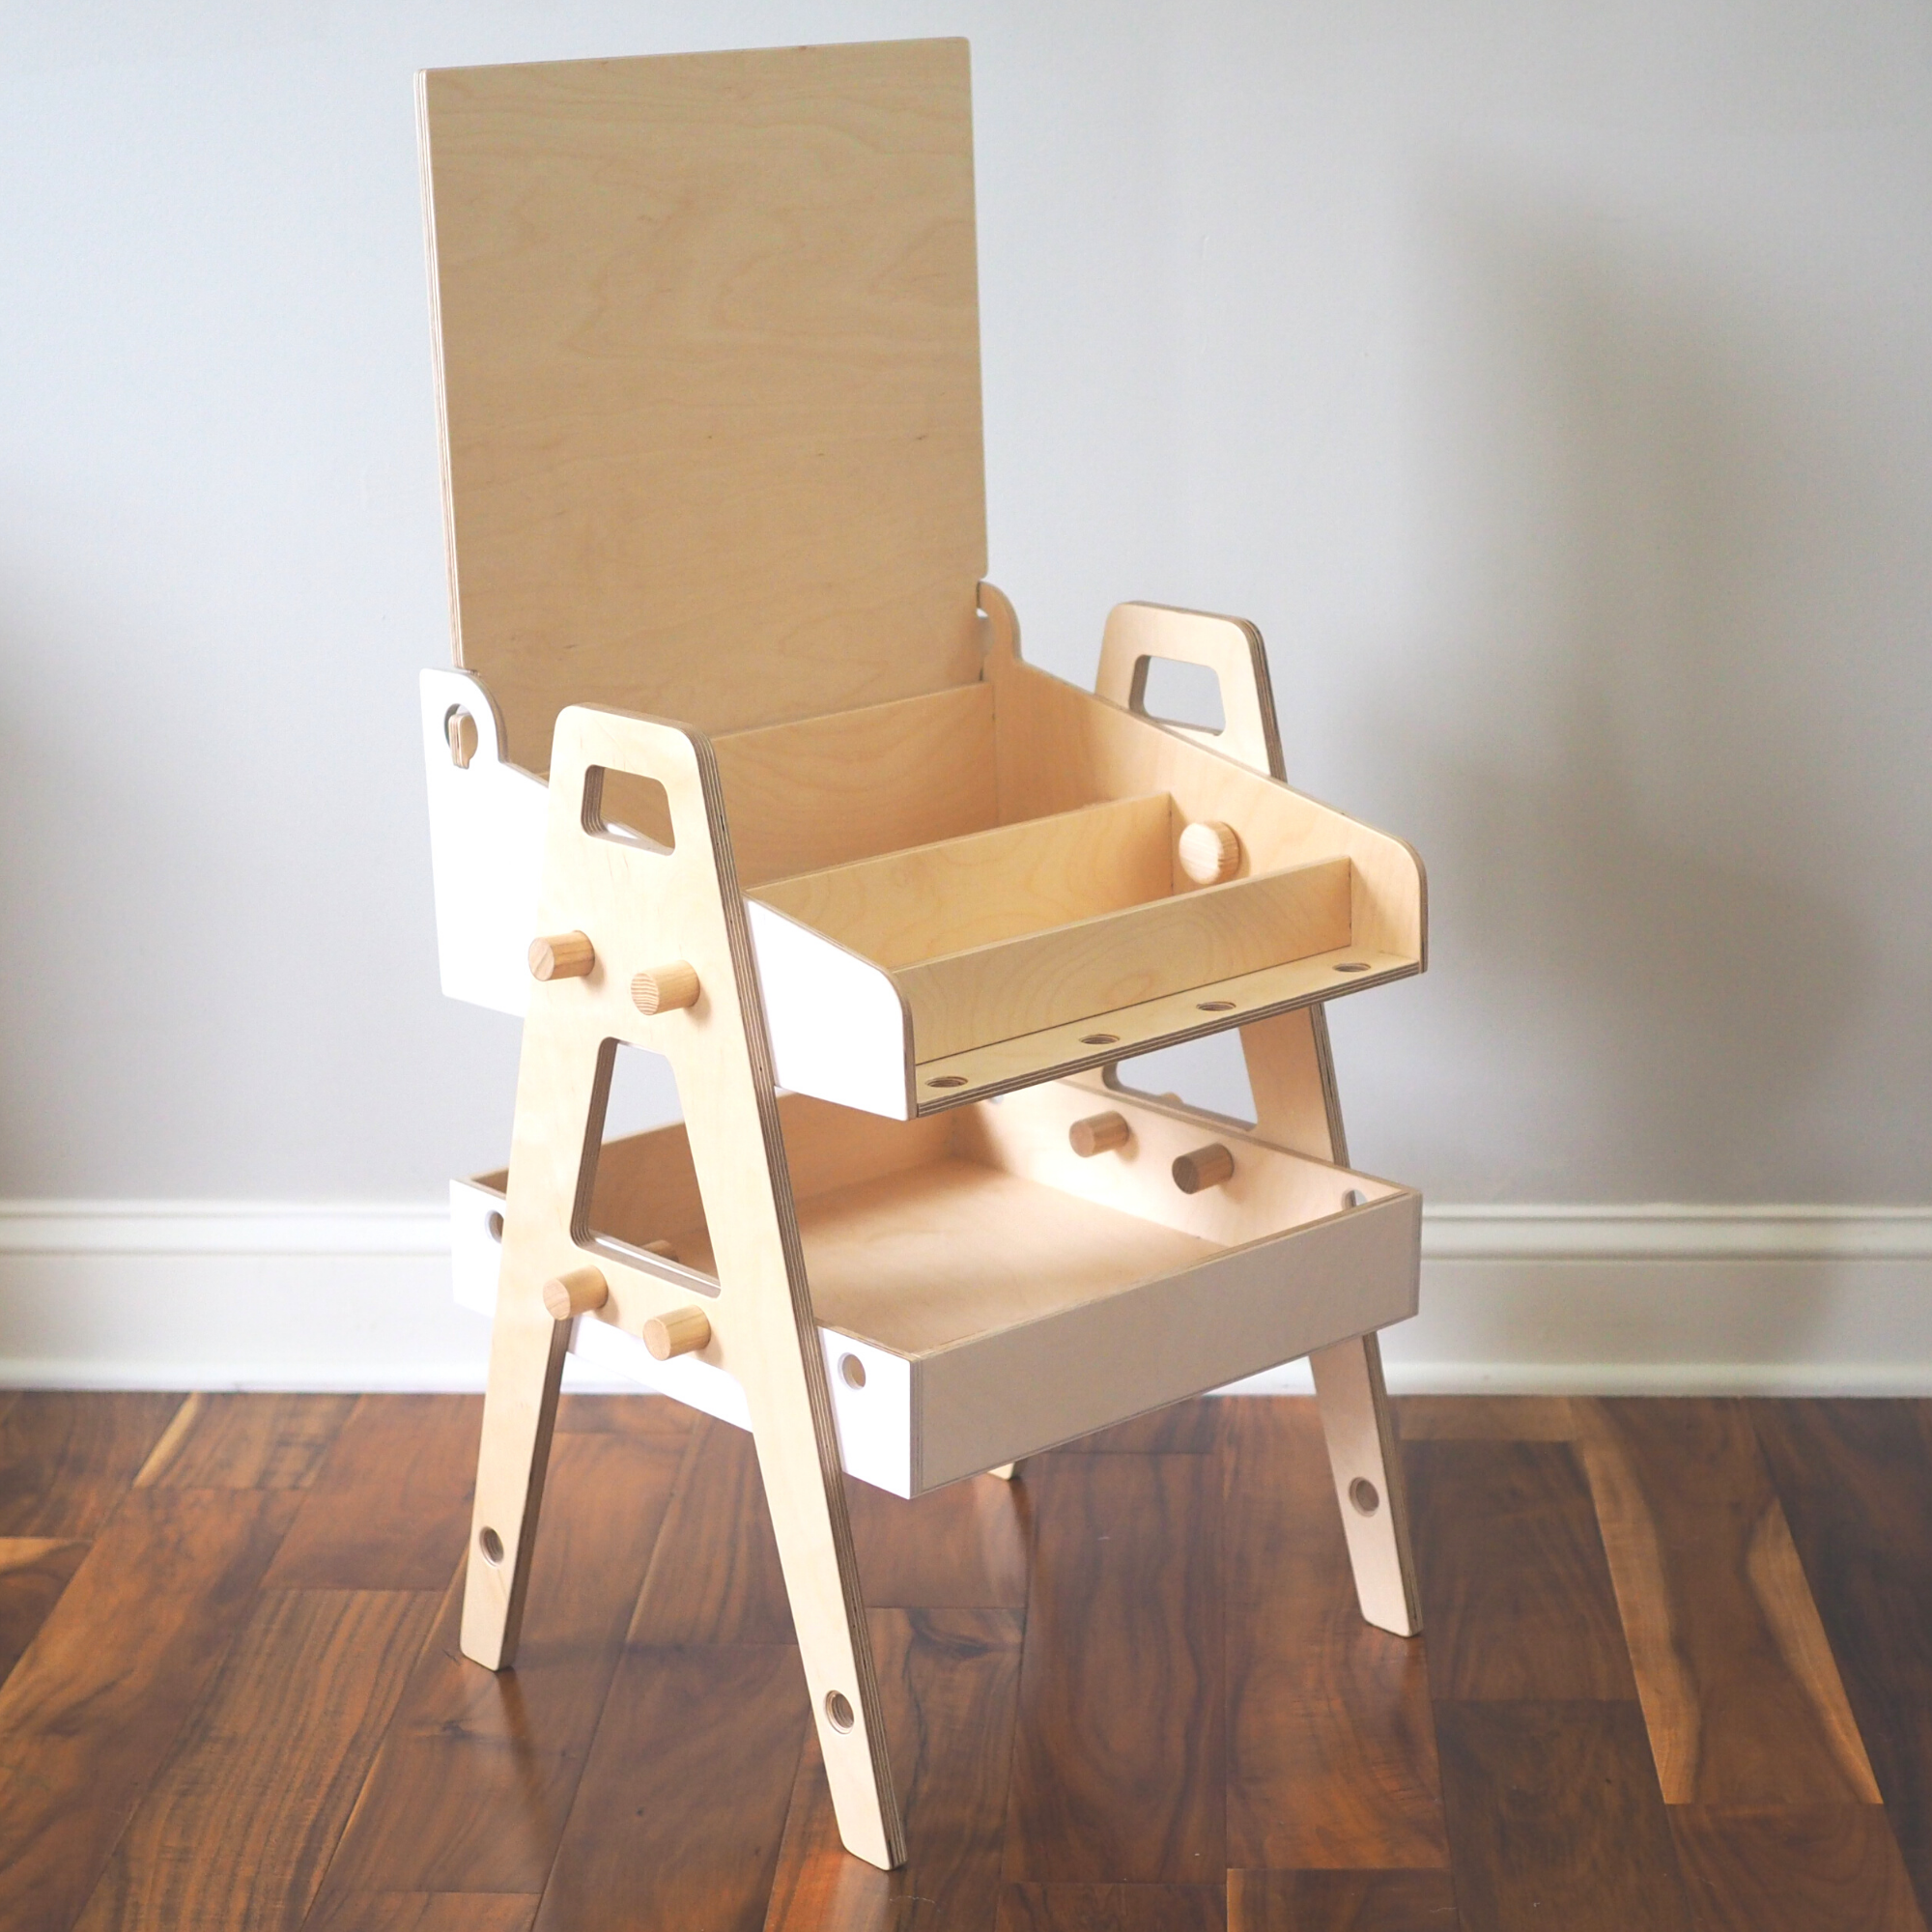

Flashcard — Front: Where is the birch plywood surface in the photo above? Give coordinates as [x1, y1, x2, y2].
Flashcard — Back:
[420, 39, 987, 767]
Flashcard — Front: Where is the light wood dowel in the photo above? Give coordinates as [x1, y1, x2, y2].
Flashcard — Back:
[631, 961, 700, 1014]
[527, 931, 595, 980]
[1178, 818, 1242, 886]
[540, 1264, 609, 1321]
[1172, 1142, 1236, 1194]
[642, 1305, 713, 1360]
[446, 708, 479, 768]
[1068, 1110, 1131, 1158]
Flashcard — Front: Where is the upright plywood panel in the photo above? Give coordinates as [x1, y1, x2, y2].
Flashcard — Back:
[420, 40, 987, 767]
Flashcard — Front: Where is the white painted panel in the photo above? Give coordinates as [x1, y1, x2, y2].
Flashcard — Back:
[820, 1331, 915, 1497]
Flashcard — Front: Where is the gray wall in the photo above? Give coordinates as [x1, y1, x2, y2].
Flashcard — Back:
[3, 2, 1926, 1204]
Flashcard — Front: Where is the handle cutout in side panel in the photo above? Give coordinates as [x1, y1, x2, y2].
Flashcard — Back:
[1131, 655, 1225, 733]
[582, 767, 676, 853]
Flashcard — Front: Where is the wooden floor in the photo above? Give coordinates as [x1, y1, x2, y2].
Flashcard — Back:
[0, 1393, 1928, 1929]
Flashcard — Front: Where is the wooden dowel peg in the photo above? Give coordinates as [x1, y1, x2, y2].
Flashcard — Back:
[1178, 819, 1242, 886]
[631, 960, 700, 1014]
[446, 708, 478, 768]
[1068, 1110, 1131, 1158]
[1173, 1142, 1236, 1194]
[528, 931, 595, 980]
[541, 1264, 609, 1321]
[642, 1305, 712, 1359]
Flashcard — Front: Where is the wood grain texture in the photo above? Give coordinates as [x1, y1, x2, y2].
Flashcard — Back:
[554, 1391, 694, 1437]
[629, 1415, 797, 1644]
[71, 1586, 437, 1932]
[1004, 1453, 1224, 1883]
[1404, 1440, 1636, 1702]
[137, 1393, 359, 1489]
[0, 1538, 87, 1683]
[0, 1390, 185, 1534]
[1434, 1702, 1693, 1932]
[533, 1643, 810, 1932]
[1578, 1399, 1878, 1804]
[997, 1883, 1227, 1931]
[1051, 1398, 1222, 1455]
[264, 1395, 480, 1591]
[304, 1894, 539, 1932]
[311, 1431, 681, 1902]
[1225, 1868, 1462, 1931]
[1747, 1400, 1932, 1916]
[0, 1488, 298, 1930]
[422, 40, 986, 763]
[1667, 1806, 1928, 1932]
[765, 1607, 1022, 1930]
[1223, 1401, 1447, 1871]
[1393, 1398, 1578, 1442]
[845, 1474, 1030, 1609]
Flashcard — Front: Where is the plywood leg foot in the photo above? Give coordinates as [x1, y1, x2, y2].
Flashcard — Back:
[459, 1300, 570, 1671]
[1310, 1330, 1420, 1637]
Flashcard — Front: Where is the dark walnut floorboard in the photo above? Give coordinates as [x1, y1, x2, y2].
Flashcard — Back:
[135, 1391, 359, 1490]
[1050, 1397, 1224, 1456]
[1668, 1805, 1928, 1932]
[0, 1390, 185, 1535]
[0, 1538, 88, 1683]
[1222, 1398, 1448, 1871]
[1004, 1450, 1225, 1885]
[1225, 1867, 1463, 1931]
[996, 1882, 1227, 1930]
[845, 1467, 1031, 1610]
[304, 1893, 539, 1932]
[554, 1391, 695, 1438]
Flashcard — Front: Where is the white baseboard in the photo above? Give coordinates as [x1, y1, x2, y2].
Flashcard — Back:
[1, 1200, 1927, 1396]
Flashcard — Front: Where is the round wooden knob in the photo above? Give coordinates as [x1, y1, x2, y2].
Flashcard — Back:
[528, 931, 595, 980]
[541, 1265, 609, 1321]
[642, 1305, 712, 1360]
[446, 709, 479, 769]
[631, 961, 700, 1014]
[1173, 1142, 1236, 1194]
[1178, 820, 1242, 886]
[1068, 1110, 1131, 1158]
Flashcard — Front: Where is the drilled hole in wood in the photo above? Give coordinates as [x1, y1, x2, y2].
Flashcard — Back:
[825, 1690, 856, 1732]
[1344, 1189, 1368, 1209]
[839, 1353, 867, 1389]
[478, 1525, 505, 1565]
[1335, 961, 1371, 974]
[1349, 1478, 1380, 1517]
[1080, 1033, 1120, 1046]
[1197, 999, 1236, 1012]
[927, 1074, 967, 1089]
[486, 1211, 504, 1241]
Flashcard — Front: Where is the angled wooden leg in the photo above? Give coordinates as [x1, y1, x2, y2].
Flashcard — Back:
[1241, 1004, 1422, 1637]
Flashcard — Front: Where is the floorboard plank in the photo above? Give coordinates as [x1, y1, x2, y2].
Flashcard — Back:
[846, 1472, 1030, 1609]
[1747, 1400, 1932, 1918]
[1226, 1867, 1463, 1931]
[1048, 1400, 1223, 1456]
[0, 1539, 88, 1683]
[72, 1585, 438, 1932]
[1393, 1398, 1577, 1442]
[309, 1429, 682, 1903]
[764, 1607, 1022, 1931]
[264, 1396, 481, 1591]
[628, 1417, 796, 1644]
[138, 1393, 360, 1490]
[1404, 1440, 1635, 1702]
[996, 1883, 1227, 1930]
[554, 1392, 695, 1437]
[304, 1893, 539, 1932]
[0, 1487, 298, 1930]
[1004, 1452, 1224, 1884]
[533, 1644, 810, 1932]
[1224, 1400, 1447, 1870]
[1434, 1701, 1692, 1932]
[0, 1391, 187, 1535]
[1579, 1399, 1877, 1804]
[1668, 1805, 1927, 1931]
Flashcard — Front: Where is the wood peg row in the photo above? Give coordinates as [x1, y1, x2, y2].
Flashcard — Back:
[643, 1305, 712, 1360]
[631, 960, 700, 1014]
[1178, 819, 1242, 886]
[1172, 1142, 1236, 1194]
[1068, 1110, 1131, 1158]
[528, 930, 595, 980]
[541, 1264, 609, 1321]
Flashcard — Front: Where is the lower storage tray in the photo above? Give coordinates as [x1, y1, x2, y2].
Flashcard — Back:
[451, 1076, 1419, 1494]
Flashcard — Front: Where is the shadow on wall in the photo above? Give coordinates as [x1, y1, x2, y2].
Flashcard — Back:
[1337, 158, 1928, 1205]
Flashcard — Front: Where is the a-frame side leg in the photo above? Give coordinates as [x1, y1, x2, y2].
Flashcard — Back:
[460, 705, 905, 1869]
[1241, 1005, 1422, 1637]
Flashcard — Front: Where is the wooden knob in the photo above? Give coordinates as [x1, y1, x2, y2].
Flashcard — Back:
[631, 961, 700, 1014]
[541, 1265, 609, 1321]
[446, 709, 478, 769]
[1068, 1110, 1131, 1157]
[1179, 820, 1242, 886]
[528, 931, 595, 980]
[1173, 1142, 1236, 1194]
[642, 1305, 712, 1360]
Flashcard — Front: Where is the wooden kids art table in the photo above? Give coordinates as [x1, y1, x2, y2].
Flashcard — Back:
[415, 38, 1428, 1869]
